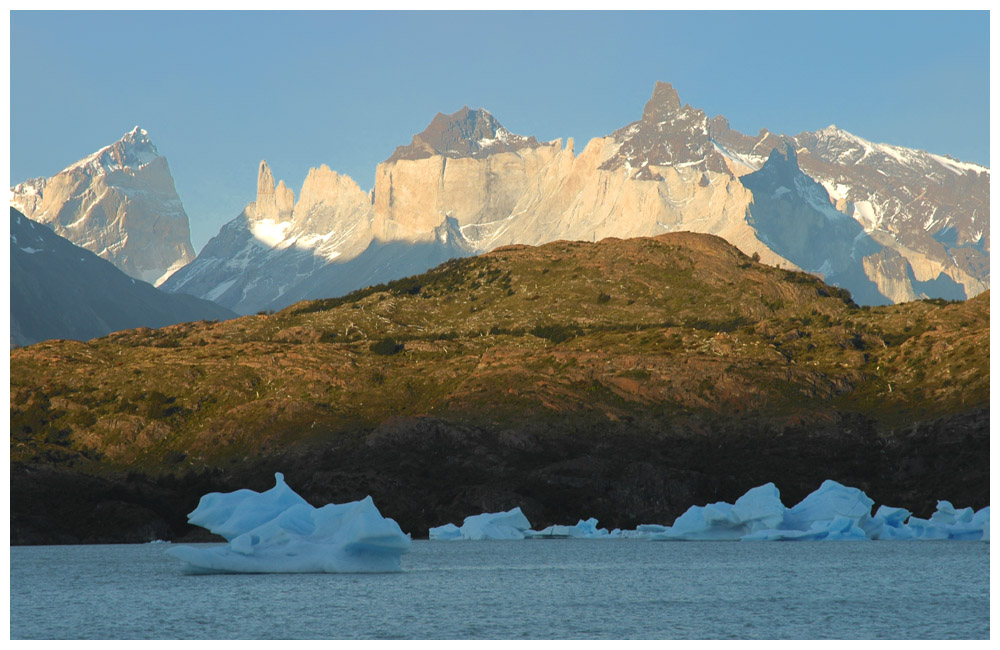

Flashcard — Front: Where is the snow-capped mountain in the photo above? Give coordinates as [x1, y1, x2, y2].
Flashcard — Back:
[10, 127, 196, 286]
[163, 82, 988, 312]
[10, 208, 234, 347]
[710, 120, 989, 302]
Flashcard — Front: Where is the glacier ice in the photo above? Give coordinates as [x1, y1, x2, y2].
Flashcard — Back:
[166, 473, 411, 573]
[526, 517, 611, 539]
[649, 483, 786, 541]
[429, 507, 532, 540]
[426, 483, 987, 543]
[647, 481, 989, 542]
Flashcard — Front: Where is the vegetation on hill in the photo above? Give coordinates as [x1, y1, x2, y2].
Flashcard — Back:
[9, 233, 989, 543]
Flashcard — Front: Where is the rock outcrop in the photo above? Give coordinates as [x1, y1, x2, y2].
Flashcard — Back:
[10, 127, 196, 286]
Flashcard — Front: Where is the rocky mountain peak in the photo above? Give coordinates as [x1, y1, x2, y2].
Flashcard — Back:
[252, 160, 294, 224]
[745, 143, 811, 197]
[600, 81, 728, 176]
[9, 126, 195, 286]
[641, 81, 683, 123]
[61, 126, 161, 177]
[386, 106, 544, 162]
[257, 160, 276, 198]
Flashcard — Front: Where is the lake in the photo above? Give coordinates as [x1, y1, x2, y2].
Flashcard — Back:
[10, 539, 989, 639]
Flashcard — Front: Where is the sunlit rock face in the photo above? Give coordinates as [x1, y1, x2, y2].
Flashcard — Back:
[164, 81, 988, 312]
[10, 127, 196, 286]
[160, 160, 377, 315]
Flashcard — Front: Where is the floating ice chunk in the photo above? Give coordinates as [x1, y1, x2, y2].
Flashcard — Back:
[651, 483, 787, 541]
[462, 507, 532, 540]
[781, 480, 874, 531]
[187, 473, 311, 541]
[731, 483, 787, 531]
[905, 503, 989, 540]
[861, 505, 914, 540]
[430, 507, 533, 540]
[742, 515, 869, 541]
[930, 501, 974, 526]
[166, 473, 410, 573]
[428, 523, 462, 540]
[527, 517, 611, 539]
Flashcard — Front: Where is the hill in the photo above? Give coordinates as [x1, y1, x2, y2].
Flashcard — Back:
[10, 232, 988, 543]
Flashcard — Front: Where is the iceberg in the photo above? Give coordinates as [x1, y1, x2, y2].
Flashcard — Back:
[649, 483, 786, 541]
[780, 480, 874, 532]
[429, 507, 532, 540]
[645, 481, 989, 542]
[427, 522, 462, 541]
[166, 473, 411, 573]
[905, 503, 990, 540]
[526, 517, 611, 539]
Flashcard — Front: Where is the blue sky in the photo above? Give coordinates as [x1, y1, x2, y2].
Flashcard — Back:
[10, 10, 990, 252]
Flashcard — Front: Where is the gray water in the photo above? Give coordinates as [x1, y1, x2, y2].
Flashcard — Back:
[10, 539, 989, 639]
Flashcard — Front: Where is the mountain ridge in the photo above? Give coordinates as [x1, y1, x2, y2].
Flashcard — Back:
[159, 82, 987, 314]
[10, 207, 235, 347]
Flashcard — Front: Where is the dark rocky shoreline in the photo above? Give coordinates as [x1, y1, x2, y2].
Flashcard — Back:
[11, 406, 988, 545]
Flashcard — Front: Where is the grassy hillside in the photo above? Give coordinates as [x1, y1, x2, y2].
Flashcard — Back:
[10, 233, 989, 543]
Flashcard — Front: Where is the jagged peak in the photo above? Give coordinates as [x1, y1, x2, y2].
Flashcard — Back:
[386, 105, 543, 163]
[257, 160, 275, 198]
[641, 81, 682, 122]
[59, 126, 160, 176]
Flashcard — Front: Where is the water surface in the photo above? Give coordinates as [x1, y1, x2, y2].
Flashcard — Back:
[10, 539, 989, 639]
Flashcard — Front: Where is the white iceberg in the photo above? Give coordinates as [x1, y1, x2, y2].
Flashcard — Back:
[429, 507, 532, 540]
[166, 473, 411, 573]
[861, 506, 915, 540]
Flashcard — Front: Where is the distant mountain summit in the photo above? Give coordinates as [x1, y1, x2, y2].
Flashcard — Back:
[387, 106, 544, 162]
[10, 127, 196, 286]
[10, 207, 233, 347]
[600, 81, 731, 178]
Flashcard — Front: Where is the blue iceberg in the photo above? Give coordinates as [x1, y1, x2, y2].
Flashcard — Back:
[526, 517, 612, 539]
[648, 480, 988, 542]
[649, 483, 786, 541]
[166, 473, 411, 573]
[429, 507, 532, 540]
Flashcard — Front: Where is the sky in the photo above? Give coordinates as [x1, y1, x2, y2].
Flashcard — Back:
[9, 10, 991, 252]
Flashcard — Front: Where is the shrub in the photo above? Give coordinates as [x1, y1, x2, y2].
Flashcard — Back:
[370, 338, 405, 355]
[529, 324, 584, 344]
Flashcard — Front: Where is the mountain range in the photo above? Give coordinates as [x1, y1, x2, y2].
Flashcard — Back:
[10, 82, 990, 322]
